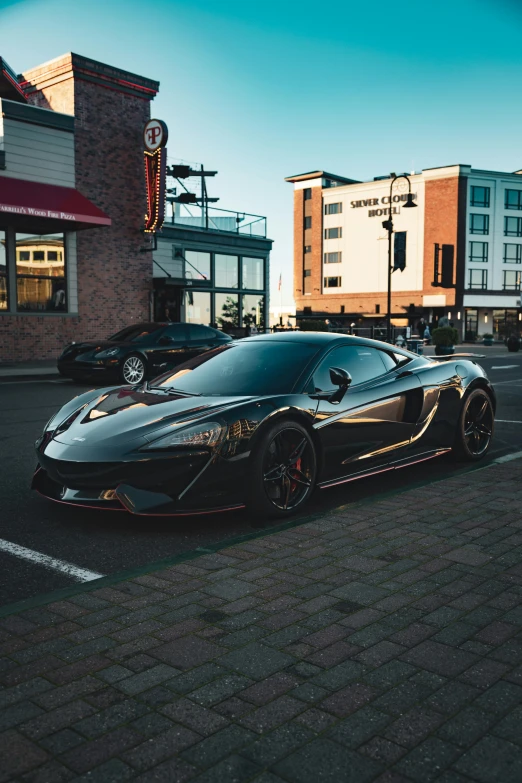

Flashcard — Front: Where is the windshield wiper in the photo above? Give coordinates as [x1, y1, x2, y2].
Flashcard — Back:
[148, 386, 201, 397]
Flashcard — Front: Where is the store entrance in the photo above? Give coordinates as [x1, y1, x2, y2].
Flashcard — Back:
[153, 284, 181, 322]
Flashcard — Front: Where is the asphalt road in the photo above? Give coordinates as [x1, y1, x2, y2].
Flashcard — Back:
[1, 350, 521, 608]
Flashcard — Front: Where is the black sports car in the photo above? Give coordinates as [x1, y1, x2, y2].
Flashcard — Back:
[57, 322, 232, 384]
[34, 332, 496, 518]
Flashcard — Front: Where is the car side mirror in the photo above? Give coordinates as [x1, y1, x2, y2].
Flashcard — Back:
[329, 367, 352, 389]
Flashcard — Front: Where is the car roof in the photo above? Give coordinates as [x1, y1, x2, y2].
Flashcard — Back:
[242, 331, 423, 360]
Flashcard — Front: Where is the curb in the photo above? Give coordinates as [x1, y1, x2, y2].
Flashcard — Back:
[1, 452, 520, 620]
[0, 373, 62, 382]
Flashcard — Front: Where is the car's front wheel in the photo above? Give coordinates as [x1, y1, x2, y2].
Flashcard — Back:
[120, 354, 146, 385]
[247, 420, 317, 519]
[452, 388, 494, 461]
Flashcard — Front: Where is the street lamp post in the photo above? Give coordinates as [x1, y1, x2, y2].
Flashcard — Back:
[382, 173, 417, 343]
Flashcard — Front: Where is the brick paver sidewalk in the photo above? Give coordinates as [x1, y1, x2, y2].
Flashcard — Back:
[2, 460, 522, 782]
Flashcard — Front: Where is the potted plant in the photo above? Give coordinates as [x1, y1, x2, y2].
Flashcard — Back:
[431, 326, 459, 356]
[482, 333, 493, 346]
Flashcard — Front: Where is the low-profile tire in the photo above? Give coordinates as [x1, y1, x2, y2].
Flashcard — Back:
[452, 388, 494, 462]
[246, 419, 317, 519]
[120, 354, 146, 385]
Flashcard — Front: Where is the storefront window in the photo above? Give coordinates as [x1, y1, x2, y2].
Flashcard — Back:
[242, 257, 264, 290]
[184, 290, 211, 324]
[215, 292, 239, 331]
[184, 250, 211, 283]
[16, 233, 66, 312]
[215, 254, 238, 288]
[493, 309, 519, 340]
[0, 231, 7, 310]
[242, 294, 265, 331]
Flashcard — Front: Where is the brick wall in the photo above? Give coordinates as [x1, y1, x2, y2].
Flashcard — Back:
[0, 55, 156, 361]
[423, 176, 460, 309]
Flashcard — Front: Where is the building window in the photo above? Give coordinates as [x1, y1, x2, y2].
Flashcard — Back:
[184, 290, 211, 324]
[0, 230, 7, 310]
[304, 246, 312, 253]
[465, 308, 478, 341]
[304, 188, 312, 200]
[184, 250, 211, 282]
[215, 292, 239, 330]
[215, 254, 238, 288]
[304, 216, 312, 229]
[505, 189, 522, 211]
[324, 252, 341, 264]
[16, 233, 66, 312]
[340, 305, 345, 313]
[505, 216, 522, 237]
[325, 202, 342, 215]
[470, 186, 490, 208]
[470, 214, 489, 235]
[242, 294, 265, 331]
[375, 304, 380, 314]
[504, 244, 522, 264]
[503, 270, 522, 290]
[304, 269, 311, 277]
[468, 269, 488, 289]
[242, 257, 264, 290]
[469, 242, 488, 263]
[324, 227, 342, 239]
[324, 276, 341, 288]
[303, 270, 311, 294]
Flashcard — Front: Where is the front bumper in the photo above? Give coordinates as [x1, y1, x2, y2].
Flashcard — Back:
[57, 358, 120, 377]
[32, 444, 247, 516]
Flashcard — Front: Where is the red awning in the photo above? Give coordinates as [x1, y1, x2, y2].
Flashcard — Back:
[0, 176, 111, 231]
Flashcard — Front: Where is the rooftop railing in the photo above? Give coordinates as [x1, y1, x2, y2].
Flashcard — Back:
[166, 204, 267, 238]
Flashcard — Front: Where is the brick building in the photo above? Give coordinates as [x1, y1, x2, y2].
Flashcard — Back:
[286, 166, 522, 340]
[0, 53, 159, 360]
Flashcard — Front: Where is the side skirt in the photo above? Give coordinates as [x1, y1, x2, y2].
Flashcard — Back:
[318, 448, 452, 490]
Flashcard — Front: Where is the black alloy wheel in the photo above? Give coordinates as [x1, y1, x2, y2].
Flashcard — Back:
[120, 354, 146, 385]
[452, 389, 494, 461]
[247, 420, 316, 518]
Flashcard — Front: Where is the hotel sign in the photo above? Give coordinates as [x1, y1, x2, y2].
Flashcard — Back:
[143, 118, 168, 233]
[350, 193, 418, 218]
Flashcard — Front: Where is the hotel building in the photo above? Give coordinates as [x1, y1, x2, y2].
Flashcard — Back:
[286, 165, 522, 340]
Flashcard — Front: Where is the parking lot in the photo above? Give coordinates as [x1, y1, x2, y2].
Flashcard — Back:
[1, 349, 521, 609]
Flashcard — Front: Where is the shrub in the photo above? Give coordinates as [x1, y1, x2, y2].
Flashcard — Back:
[298, 320, 329, 332]
[431, 326, 459, 346]
[482, 333, 493, 339]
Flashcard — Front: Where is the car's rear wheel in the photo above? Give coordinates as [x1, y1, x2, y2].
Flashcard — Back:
[452, 388, 494, 461]
[247, 420, 317, 519]
[120, 354, 146, 385]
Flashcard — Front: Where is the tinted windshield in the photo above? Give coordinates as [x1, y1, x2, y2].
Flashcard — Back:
[109, 325, 162, 343]
[152, 341, 321, 396]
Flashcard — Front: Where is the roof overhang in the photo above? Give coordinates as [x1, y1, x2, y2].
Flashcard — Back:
[0, 176, 111, 232]
[285, 170, 360, 185]
[0, 57, 27, 103]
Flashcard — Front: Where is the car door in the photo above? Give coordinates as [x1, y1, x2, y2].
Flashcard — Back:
[311, 344, 423, 484]
[148, 323, 190, 372]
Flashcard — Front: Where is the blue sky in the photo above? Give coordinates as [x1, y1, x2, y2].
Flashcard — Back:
[1, 0, 521, 304]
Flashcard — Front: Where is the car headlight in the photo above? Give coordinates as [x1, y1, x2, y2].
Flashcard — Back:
[96, 347, 120, 358]
[141, 421, 225, 451]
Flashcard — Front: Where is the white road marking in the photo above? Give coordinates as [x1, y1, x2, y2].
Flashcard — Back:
[496, 419, 522, 424]
[494, 450, 522, 464]
[491, 365, 519, 370]
[491, 379, 522, 386]
[0, 538, 104, 582]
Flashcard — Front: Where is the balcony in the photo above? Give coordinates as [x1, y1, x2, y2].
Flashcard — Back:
[166, 203, 267, 238]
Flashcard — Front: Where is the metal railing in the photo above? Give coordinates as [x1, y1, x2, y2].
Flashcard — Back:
[167, 204, 267, 238]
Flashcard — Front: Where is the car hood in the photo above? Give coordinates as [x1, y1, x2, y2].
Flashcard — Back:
[51, 386, 255, 447]
[60, 340, 131, 358]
